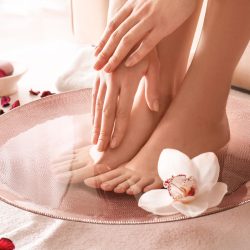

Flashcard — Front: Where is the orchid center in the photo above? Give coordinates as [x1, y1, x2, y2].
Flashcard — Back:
[163, 174, 196, 201]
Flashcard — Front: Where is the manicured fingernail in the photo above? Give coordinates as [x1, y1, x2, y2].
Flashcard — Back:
[152, 100, 160, 112]
[97, 140, 105, 151]
[93, 61, 101, 70]
[104, 63, 111, 73]
[110, 138, 118, 148]
[125, 57, 134, 67]
[94, 47, 101, 56]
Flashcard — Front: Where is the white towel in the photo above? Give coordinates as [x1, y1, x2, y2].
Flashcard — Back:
[55, 46, 97, 92]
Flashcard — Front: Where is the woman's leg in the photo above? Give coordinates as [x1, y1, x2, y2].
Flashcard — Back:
[54, 0, 203, 184]
[85, 0, 250, 195]
[82, 1, 203, 188]
[71, 0, 109, 44]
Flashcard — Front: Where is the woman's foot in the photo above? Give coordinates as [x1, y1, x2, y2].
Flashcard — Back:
[84, 79, 230, 195]
[52, 83, 171, 183]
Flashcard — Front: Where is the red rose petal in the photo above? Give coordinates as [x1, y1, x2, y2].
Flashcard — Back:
[1, 96, 11, 107]
[0, 69, 7, 78]
[10, 100, 20, 110]
[29, 89, 40, 96]
[0, 109, 4, 115]
[0, 238, 15, 250]
[40, 91, 55, 98]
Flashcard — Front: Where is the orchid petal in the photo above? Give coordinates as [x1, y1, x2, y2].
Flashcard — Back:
[158, 149, 196, 181]
[192, 152, 220, 192]
[138, 189, 177, 215]
[172, 197, 209, 217]
[207, 182, 228, 208]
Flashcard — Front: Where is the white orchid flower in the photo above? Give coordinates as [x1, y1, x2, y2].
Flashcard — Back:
[138, 149, 228, 217]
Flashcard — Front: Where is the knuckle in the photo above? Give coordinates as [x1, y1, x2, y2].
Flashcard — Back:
[108, 20, 117, 32]
[98, 131, 109, 139]
[96, 99, 104, 110]
[102, 107, 113, 119]
[99, 51, 108, 61]
[98, 39, 106, 48]
[121, 36, 131, 46]
[92, 126, 100, 134]
[112, 30, 120, 41]
[109, 55, 119, 65]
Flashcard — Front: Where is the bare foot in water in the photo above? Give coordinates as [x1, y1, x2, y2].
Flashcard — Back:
[84, 73, 231, 195]
[52, 82, 171, 183]
[84, 113, 230, 195]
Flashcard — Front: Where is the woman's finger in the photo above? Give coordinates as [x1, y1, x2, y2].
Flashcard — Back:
[94, 2, 132, 57]
[97, 79, 119, 152]
[145, 49, 161, 112]
[91, 74, 100, 124]
[125, 29, 162, 67]
[92, 81, 106, 145]
[94, 15, 140, 71]
[110, 87, 134, 149]
[103, 19, 153, 73]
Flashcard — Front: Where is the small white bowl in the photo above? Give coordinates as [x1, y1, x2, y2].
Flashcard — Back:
[0, 61, 27, 96]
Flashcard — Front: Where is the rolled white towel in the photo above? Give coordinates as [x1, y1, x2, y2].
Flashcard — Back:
[55, 46, 97, 92]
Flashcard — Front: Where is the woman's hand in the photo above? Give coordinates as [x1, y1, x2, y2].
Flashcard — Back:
[92, 48, 160, 152]
[94, 0, 197, 72]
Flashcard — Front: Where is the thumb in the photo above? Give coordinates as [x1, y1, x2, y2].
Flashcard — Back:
[145, 50, 160, 112]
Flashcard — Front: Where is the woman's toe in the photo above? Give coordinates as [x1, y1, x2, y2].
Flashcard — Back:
[84, 168, 123, 188]
[101, 174, 130, 191]
[114, 176, 140, 193]
[143, 178, 162, 192]
[126, 178, 154, 195]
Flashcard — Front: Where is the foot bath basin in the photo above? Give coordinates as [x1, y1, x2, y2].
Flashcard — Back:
[0, 89, 249, 224]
